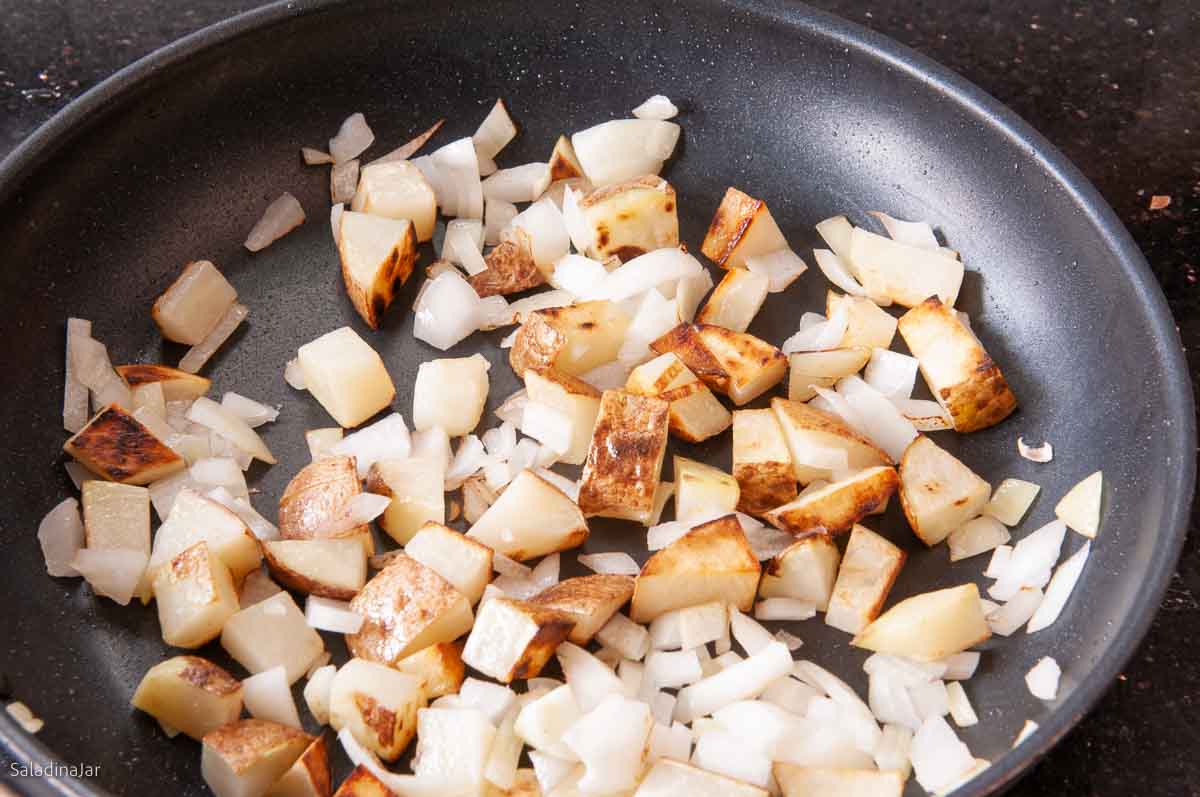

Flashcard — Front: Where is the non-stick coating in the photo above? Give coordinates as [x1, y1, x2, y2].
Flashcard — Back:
[0, 1, 1192, 795]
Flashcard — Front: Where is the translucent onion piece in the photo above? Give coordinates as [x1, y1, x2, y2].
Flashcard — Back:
[632, 95, 679, 121]
[482, 421, 518, 460]
[301, 147, 332, 165]
[782, 310, 848, 354]
[443, 219, 488, 276]
[534, 467, 579, 502]
[368, 118, 445, 166]
[836, 375, 918, 461]
[245, 193, 305, 252]
[1017, 436, 1053, 463]
[283, 358, 307, 390]
[413, 271, 483, 349]
[910, 716, 975, 793]
[986, 587, 1043, 636]
[578, 552, 640, 576]
[618, 288, 679, 367]
[330, 159, 359, 205]
[1025, 656, 1061, 700]
[813, 248, 868, 296]
[187, 396, 274, 464]
[477, 153, 498, 177]
[312, 493, 391, 538]
[445, 434, 487, 490]
[71, 549, 147, 606]
[483, 163, 552, 203]
[1026, 541, 1090, 633]
[988, 520, 1067, 601]
[179, 302, 247, 374]
[582, 247, 703, 303]
[947, 515, 1011, 562]
[473, 99, 518, 160]
[485, 198, 519, 246]
[63, 317, 92, 433]
[305, 595, 365, 634]
[868, 211, 939, 250]
[1013, 719, 1039, 747]
[815, 216, 855, 262]
[863, 349, 919, 400]
[561, 186, 595, 254]
[329, 112, 374, 163]
[332, 413, 412, 478]
[329, 202, 344, 241]
[477, 295, 513, 332]
[984, 478, 1041, 526]
[571, 119, 680, 187]
[221, 392, 279, 428]
[432, 137, 484, 219]
[38, 497, 84, 577]
[552, 254, 608, 297]
[207, 486, 280, 541]
[745, 248, 808, 293]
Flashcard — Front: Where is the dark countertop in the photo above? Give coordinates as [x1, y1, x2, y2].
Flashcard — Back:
[1, 1, 1198, 795]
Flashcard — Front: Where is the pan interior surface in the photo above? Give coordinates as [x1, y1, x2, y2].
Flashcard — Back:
[0, 1, 1190, 795]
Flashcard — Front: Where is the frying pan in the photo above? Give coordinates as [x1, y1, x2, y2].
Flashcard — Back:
[0, 0, 1192, 795]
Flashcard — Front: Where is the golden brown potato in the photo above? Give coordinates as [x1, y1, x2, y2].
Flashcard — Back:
[625, 352, 731, 444]
[826, 291, 898, 350]
[763, 466, 900, 536]
[201, 720, 312, 797]
[154, 541, 240, 649]
[329, 658, 425, 762]
[267, 735, 332, 797]
[577, 390, 670, 523]
[770, 398, 891, 483]
[339, 212, 419, 330]
[331, 766, 392, 797]
[525, 368, 602, 465]
[548, 135, 587, 182]
[578, 175, 679, 262]
[346, 553, 474, 667]
[115, 363, 212, 401]
[261, 539, 367, 601]
[898, 435, 991, 546]
[696, 267, 770, 333]
[131, 656, 243, 741]
[649, 323, 786, 405]
[278, 456, 373, 556]
[824, 525, 906, 635]
[469, 228, 545, 297]
[787, 348, 871, 402]
[63, 404, 185, 485]
[700, 187, 789, 270]
[851, 583, 992, 661]
[394, 641, 466, 699]
[630, 515, 761, 623]
[732, 409, 797, 517]
[897, 297, 1017, 432]
[461, 597, 575, 683]
[531, 575, 635, 645]
[509, 301, 630, 378]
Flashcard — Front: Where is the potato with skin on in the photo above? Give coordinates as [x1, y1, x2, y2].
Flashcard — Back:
[636, 758, 769, 797]
[630, 514, 761, 623]
[297, 327, 396, 429]
[770, 397, 891, 483]
[787, 348, 872, 402]
[394, 641, 466, 699]
[508, 300, 631, 378]
[824, 525, 906, 635]
[469, 228, 545, 297]
[525, 368, 602, 465]
[764, 466, 899, 536]
[897, 296, 1017, 433]
[350, 159, 437, 241]
[115, 364, 211, 401]
[578, 175, 679, 262]
[261, 538, 366, 600]
[826, 291, 898, 350]
[64, 405, 185, 485]
[732, 409, 797, 517]
[267, 735, 332, 797]
[365, 458, 445, 545]
[412, 354, 490, 437]
[154, 541, 240, 649]
[331, 765, 393, 797]
[696, 267, 771, 333]
[700, 187, 789, 271]
[201, 719, 312, 797]
[649, 323, 787, 406]
[531, 575, 635, 645]
[221, 592, 326, 685]
[131, 656, 243, 741]
[898, 435, 991, 546]
[852, 583, 992, 661]
[461, 597, 576, 683]
[346, 553, 474, 667]
[329, 658, 425, 761]
[674, 456, 740, 522]
[279, 456, 373, 556]
[772, 763, 905, 797]
[403, 523, 493, 605]
[759, 534, 841, 611]
[577, 390, 670, 523]
[152, 260, 238, 345]
[468, 470, 589, 561]
[338, 211, 419, 329]
[625, 352, 731, 444]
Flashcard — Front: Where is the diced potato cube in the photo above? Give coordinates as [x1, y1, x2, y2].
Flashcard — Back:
[772, 763, 905, 797]
[898, 436, 991, 546]
[732, 409, 797, 517]
[787, 348, 871, 402]
[331, 766, 393, 797]
[764, 466, 899, 536]
[279, 456, 373, 555]
[852, 583, 991, 661]
[696, 268, 770, 333]
[395, 641, 466, 699]
[650, 323, 786, 405]
[848, 227, 964, 308]
[509, 301, 630, 378]
[221, 592, 326, 684]
[262, 538, 367, 600]
[365, 458, 446, 544]
[412, 354, 490, 437]
[154, 541, 240, 649]
[468, 470, 589, 561]
[548, 135, 587, 182]
[637, 758, 769, 797]
[824, 525, 906, 634]
[469, 228, 544, 297]
[297, 327, 396, 428]
[201, 720, 312, 797]
[147, 487, 260, 590]
[115, 364, 212, 401]
[578, 176, 679, 262]
[462, 597, 576, 683]
[338, 212, 418, 329]
[626, 352, 732, 443]
[700, 187, 789, 270]
[305, 428, 344, 462]
[531, 575, 635, 645]
[329, 658, 425, 761]
[131, 655, 243, 741]
[404, 523, 493, 605]
[266, 735, 331, 797]
[350, 160, 437, 241]
[153, 260, 238, 345]
[577, 391, 670, 523]
[65, 405, 185, 485]
[674, 456, 740, 522]
[770, 397, 890, 483]
[525, 369, 602, 465]
[827, 291, 897, 350]
[82, 480, 150, 554]
[412, 707, 497, 789]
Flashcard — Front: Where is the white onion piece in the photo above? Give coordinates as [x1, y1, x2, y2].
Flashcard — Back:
[330, 159, 360, 204]
[432, 137, 484, 219]
[794, 660, 875, 722]
[986, 587, 1044, 636]
[645, 520, 692, 552]
[494, 389, 529, 426]
[242, 666, 302, 728]
[510, 198, 570, 272]
[578, 552, 640, 576]
[187, 396, 273, 464]
[632, 95, 679, 120]
[70, 549, 147, 605]
[1018, 436, 1054, 463]
[529, 752, 574, 795]
[755, 598, 816, 622]
[64, 461, 94, 491]
[443, 219, 488, 276]
[782, 310, 848, 354]
[863, 654, 946, 685]
[63, 317, 92, 433]
[38, 498, 84, 577]
[745, 248, 808, 293]
[482, 422, 518, 460]
[813, 248, 868, 296]
[446, 434, 487, 490]
[1027, 541, 1090, 633]
[618, 288, 679, 367]
[301, 147, 333, 165]
[1013, 720, 1040, 749]
[985, 479, 1041, 526]
[578, 360, 632, 392]
[561, 187, 595, 254]
[741, 522, 794, 561]
[483, 163, 552, 203]
[1025, 657, 1061, 700]
[492, 552, 532, 580]
[983, 545, 1013, 579]
[534, 467, 579, 502]
[329, 112, 374, 163]
[947, 515, 1011, 562]
[477, 295, 513, 331]
[221, 392, 279, 428]
[583, 247, 702, 303]
[207, 486, 280, 541]
[245, 193, 305, 252]
[644, 649, 702, 691]
[473, 99, 518, 160]
[988, 520, 1067, 601]
[329, 202, 344, 242]
[810, 386, 866, 434]
[868, 211, 939, 250]
[179, 302, 247, 374]
[312, 493, 391, 539]
[815, 216, 855, 261]
[864, 349, 918, 400]
[191, 457, 248, 500]
[836, 375, 919, 461]
[910, 715, 975, 793]
[368, 118, 445, 166]
[894, 398, 953, 431]
[414, 271, 483, 349]
[148, 470, 195, 520]
[332, 413, 412, 477]
[552, 254, 608, 297]
[674, 642, 792, 723]
[485, 198, 519, 246]
[491, 289, 574, 329]
[571, 119, 680, 187]
[477, 153, 498, 177]
[730, 608, 775, 655]
[283, 358, 307, 391]
[305, 595, 365, 634]
[520, 402, 573, 456]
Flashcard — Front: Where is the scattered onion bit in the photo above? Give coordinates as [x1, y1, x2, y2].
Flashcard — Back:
[1017, 436, 1053, 463]
[6, 702, 43, 734]
[245, 193, 305, 252]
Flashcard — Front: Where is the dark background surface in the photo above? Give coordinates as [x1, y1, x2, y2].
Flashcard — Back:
[1, 1, 1198, 795]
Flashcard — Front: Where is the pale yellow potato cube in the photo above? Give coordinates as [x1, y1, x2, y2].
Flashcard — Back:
[154, 541, 240, 649]
[297, 327, 396, 428]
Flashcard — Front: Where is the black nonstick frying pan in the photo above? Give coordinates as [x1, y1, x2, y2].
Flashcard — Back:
[0, 1, 1193, 795]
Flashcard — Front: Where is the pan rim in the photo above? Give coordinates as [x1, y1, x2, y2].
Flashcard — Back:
[0, 1, 1192, 795]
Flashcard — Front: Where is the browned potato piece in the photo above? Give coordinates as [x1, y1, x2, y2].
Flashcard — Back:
[261, 539, 367, 601]
[154, 541, 240, 649]
[548, 135, 587, 182]
[578, 175, 679, 262]
[131, 656, 243, 741]
[63, 404, 185, 485]
[826, 291, 898, 350]
[505, 769, 542, 797]
[897, 296, 1018, 432]
[338, 212, 418, 329]
[394, 642, 466, 699]
[625, 352, 731, 444]
[732, 409, 797, 517]
[696, 267, 770, 333]
[201, 720, 312, 797]
[577, 390, 670, 523]
[770, 398, 891, 484]
[649, 323, 786, 405]
[509, 301, 630, 378]
[267, 735, 332, 797]
[824, 525, 906, 635]
[152, 260, 238, 345]
[764, 466, 900, 536]
[852, 583, 991, 661]
[531, 575, 635, 645]
[700, 187, 789, 270]
[773, 764, 905, 797]
[630, 515, 761, 623]
[461, 597, 575, 683]
[346, 553, 474, 667]
[278, 456, 373, 556]
[898, 435, 991, 546]
[524, 368, 602, 465]
[116, 364, 212, 401]
[469, 228, 545, 297]
[331, 766, 392, 797]
[328, 658, 424, 762]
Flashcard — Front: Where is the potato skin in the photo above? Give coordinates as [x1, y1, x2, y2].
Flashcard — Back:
[332, 765, 393, 797]
[203, 719, 312, 775]
[650, 323, 786, 405]
[764, 466, 900, 536]
[63, 405, 185, 485]
[278, 456, 370, 548]
[577, 390, 671, 522]
[508, 311, 568, 379]
[469, 228, 544, 297]
[340, 218, 417, 330]
[701, 187, 765, 267]
[531, 575, 635, 644]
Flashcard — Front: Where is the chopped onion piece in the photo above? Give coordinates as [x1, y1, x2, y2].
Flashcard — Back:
[283, 358, 307, 391]
[301, 147, 332, 165]
[983, 545, 1013, 579]
[730, 608, 774, 654]
[815, 216, 855, 262]
[329, 112, 374, 163]
[754, 598, 817, 622]
[571, 119, 680, 187]
[220, 392, 279, 428]
[242, 666, 302, 728]
[894, 398, 954, 431]
[674, 642, 793, 723]
[939, 652, 981, 682]
[482, 422, 518, 460]
[494, 389, 529, 426]
[741, 522, 794, 561]
[191, 457, 248, 499]
[71, 549, 147, 605]
[598, 615, 650, 663]
[910, 715, 975, 793]
[948, 516, 1011, 562]
[868, 211, 940, 250]
[64, 462, 94, 491]
[644, 649, 702, 691]
[414, 271, 483, 349]
[38, 498, 84, 577]
[1025, 656, 1061, 700]
[493, 552, 532, 579]
[6, 702, 43, 734]
[473, 99, 518, 160]
[582, 247, 703, 303]
[774, 629, 804, 651]
[985, 478, 1041, 526]
[533, 467, 579, 502]
[368, 118, 444, 165]
[561, 187, 594, 254]
[329, 202, 344, 241]
[552, 254, 608, 297]
[745, 249, 808, 293]
[207, 487, 280, 541]
[782, 310, 848, 354]
[63, 318, 92, 433]
[179, 302, 247, 374]
[483, 163, 552, 203]
[477, 295, 513, 331]
[305, 595, 365, 634]
[944, 682, 977, 727]
[485, 198, 519, 246]
[1055, 471, 1103, 538]
[312, 493, 390, 538]
[578, 552, 640, 576]
[432, 137, 484, 219]
[813, 248, 868, 296]
[864, 349, 919, 400]
[446, 434, 487, 490]
[330, 159, 359, 204]
[332, 413, 412, 477]
[632, 95, 679, 120]
[578, 360, 632, 392]
[529, 751, 574, 795]
[1013, 720, 1039, 747]
[187, 396, 273, 464]
[618, 288, 679, 367]
[988, 519, 1067, 601]
[1018, 436, 1053, 463]
[986, 587, 1043, 636]
[1027, 541, 1090, 633]
[836, 375, 919, 461]
[477, 153, 498, 177]
[245, 193, 305, 252]
[520, 401, 573, 455]
[443, 219, 488, 276]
